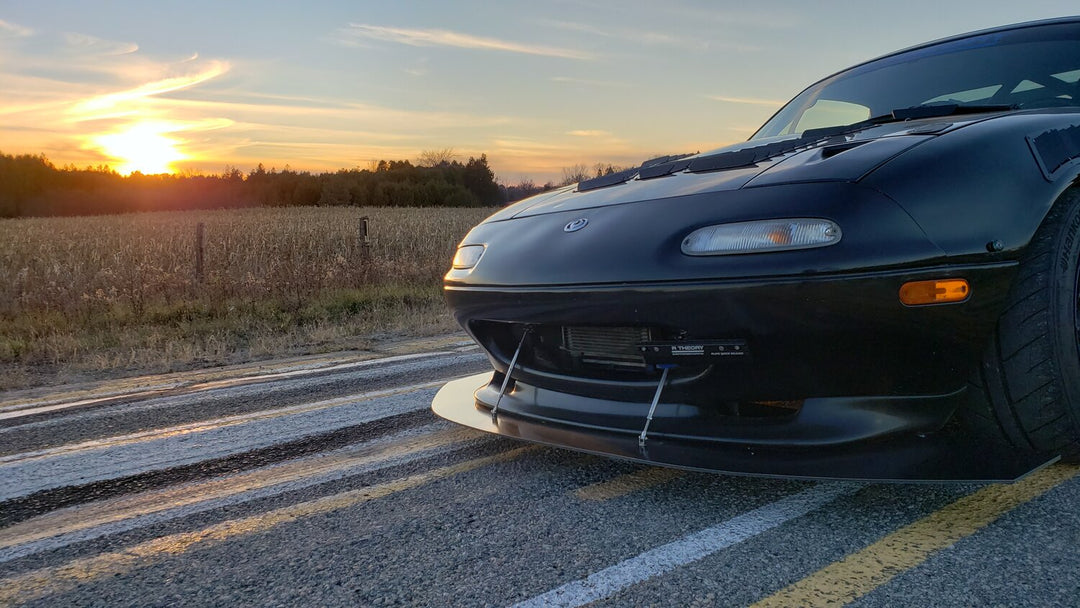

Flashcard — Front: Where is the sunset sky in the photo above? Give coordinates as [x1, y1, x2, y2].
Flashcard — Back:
[2, 1, 1078, 183]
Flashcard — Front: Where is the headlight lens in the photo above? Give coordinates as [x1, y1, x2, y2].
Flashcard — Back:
[681, 218, 841, 256]
[452, 244, 486, 269]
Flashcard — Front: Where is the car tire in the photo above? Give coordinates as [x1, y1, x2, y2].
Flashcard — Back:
[971, 187, 1080, 456]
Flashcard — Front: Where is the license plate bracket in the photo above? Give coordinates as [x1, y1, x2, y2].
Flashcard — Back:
[637, 340, 748, 364]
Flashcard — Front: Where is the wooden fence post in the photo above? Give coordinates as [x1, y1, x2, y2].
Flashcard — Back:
[359, 216, 371, 257]
[195, 222, 205, 284]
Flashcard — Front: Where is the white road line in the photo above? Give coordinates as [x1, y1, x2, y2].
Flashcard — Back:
[0, 423, 486, 564]
[511, 483, 862, 608]
[0, 379, 447, 466]
[0, 350, 467, 420]
[0, 382, 188, 415]
[0, 385, 183, 419]
[0, 352, 487, 435]
[0, 380, 457, 501]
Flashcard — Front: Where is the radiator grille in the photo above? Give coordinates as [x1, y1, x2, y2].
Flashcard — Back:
[562, 326, 652, 368]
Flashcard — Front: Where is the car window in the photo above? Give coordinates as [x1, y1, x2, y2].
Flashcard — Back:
[794, 100, 871, 133]
[753, 23, 1080, 139]
[923, 84, 1002, 105]
[1053, 69, 1080, 83]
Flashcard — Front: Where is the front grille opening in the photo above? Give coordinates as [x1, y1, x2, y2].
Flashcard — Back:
[471, 321, 698, 382]
[470, 320, 800, 418]
[561, 326, 653, 369]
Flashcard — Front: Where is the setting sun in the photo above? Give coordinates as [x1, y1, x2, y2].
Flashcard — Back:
[94, 122, 186, 175]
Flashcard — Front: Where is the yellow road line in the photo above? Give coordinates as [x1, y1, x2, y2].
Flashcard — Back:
[751, 463, 1080, 608]
[0, 426, 479, 551]
[0, 445, 535, 606]
[575, 467, 685, 501]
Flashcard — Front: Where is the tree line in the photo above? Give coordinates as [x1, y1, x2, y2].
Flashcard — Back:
[0, 151, 557, 218]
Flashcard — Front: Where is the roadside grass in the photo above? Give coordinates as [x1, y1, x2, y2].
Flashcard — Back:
[0, 207, 492, 390]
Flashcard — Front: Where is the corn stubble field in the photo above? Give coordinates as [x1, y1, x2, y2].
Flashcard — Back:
[0, 206, 494, 390]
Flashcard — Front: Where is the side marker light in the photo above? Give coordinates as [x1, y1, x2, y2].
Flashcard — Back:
[899, 279, 970, 306]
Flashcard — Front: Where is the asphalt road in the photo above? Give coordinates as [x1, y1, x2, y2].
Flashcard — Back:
[1, 336, 1078, 607]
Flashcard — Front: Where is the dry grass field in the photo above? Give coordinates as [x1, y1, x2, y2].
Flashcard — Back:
[0, 206, 495, 389]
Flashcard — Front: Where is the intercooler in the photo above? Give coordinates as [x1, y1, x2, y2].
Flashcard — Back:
[560, 326, 654, 368]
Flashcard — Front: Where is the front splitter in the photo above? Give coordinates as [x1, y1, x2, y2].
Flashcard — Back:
[431, 373, 1057, 482]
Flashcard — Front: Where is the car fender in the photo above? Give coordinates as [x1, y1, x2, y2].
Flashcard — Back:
[861, 111, 1080, 261]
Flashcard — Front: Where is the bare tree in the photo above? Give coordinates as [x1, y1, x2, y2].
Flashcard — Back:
[560, 163, 592, 186]
[593, 162, 634, 177]
[417, 148, 457, 167]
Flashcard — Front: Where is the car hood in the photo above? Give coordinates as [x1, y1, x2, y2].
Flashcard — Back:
[488, 116, 992, 222]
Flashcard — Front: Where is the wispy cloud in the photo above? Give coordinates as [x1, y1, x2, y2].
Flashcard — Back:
[637, 31, 708, 51]
[0, 25, 237, 172]
[550, 76, 629, 88]
[158, 95, 515, 131]
[668, 3, 802, 30]
[0, 19, 33, 38]
[706, 95, 784, 107]
[489, 135, 638, 179]
[72, 61, 231, 115]
[537, 19, 611, 37]
[404, 57, 429, 77]
[567, 129, 610, 137]
[339, 24, 592, 60]
[538, 18, 708, 52]
[62, 32, 138, 55]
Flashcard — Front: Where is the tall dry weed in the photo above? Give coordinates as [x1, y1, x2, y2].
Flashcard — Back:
[0, 206, 493, 384]
[1, 207, 491, 317]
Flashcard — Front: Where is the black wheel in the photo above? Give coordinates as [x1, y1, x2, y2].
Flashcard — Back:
[972, 188, 1080, 455]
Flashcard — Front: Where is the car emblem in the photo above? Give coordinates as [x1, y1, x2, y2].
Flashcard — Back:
[564, 218, 589, 232]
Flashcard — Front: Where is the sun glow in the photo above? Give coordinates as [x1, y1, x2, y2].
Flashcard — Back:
[94, 122, 187, 175]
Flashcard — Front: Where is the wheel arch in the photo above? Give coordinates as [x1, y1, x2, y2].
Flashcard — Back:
[967, 177, 1080, 456]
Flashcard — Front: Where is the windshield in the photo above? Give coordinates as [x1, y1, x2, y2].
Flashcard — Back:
[753, 22, 1080, 139]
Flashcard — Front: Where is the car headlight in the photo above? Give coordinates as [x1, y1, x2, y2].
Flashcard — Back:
[452, 244, 486, 269]
[681, 218, 841, 256]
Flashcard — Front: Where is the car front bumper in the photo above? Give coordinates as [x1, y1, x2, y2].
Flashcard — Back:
[434, 260, 1066, 481]
[447, 262, 1018, 401]
[432, 372, 1057, 481]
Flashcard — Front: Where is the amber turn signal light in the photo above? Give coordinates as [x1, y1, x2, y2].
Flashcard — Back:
[899, 279, 970, 306]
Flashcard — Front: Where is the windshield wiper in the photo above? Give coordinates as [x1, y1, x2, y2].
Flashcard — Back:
[800, 114, 899, 140]
[801, 103, 1016, 141]
[890, 103, 1016, 120]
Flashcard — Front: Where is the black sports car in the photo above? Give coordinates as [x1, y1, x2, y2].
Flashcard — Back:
[432, 17, 1080, 481]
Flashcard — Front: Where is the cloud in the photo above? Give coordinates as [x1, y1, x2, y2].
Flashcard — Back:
[158, 94, 515, 131]
[538, 18, 708, 52]
[0, 19, 33, 38]
[673, 4, 802, 30]
[567, 130, 610, 137]
[339, 24, 592, 60]
[536, 19, 611, 37]
[550, 76, 629, 88]
[72, 61, 231, 115]
[637, 31, 708, 51]
[62, 32, 138, 56]
[706, 95, 784, 107]
[0, 25, 235, 172]
[487, 135, 640, 181]
[726, 126, 760, 134]
[404, 57, 429, 77]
